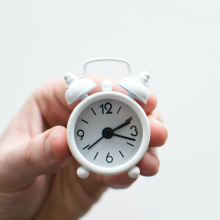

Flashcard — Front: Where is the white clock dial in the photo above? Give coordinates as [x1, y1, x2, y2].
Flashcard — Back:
[74, 98, 143, 168]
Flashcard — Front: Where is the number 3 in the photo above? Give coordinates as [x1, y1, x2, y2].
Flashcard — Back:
[130, 125, 138, 136]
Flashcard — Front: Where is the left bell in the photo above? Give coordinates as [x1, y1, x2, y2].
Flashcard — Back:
[64, 72, 97, 105]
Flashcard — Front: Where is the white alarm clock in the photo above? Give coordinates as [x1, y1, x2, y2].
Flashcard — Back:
[64, 58, 151, 179]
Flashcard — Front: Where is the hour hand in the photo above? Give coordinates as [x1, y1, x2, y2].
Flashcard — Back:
[112, 116, 133, 132]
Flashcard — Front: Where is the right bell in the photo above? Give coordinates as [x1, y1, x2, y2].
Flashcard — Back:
[119, 71, 150, 104]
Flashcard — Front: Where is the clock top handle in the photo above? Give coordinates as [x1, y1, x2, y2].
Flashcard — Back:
[81, 57, 135, 79]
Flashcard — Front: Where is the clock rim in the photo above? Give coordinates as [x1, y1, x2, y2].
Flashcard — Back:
[67, 91, 150, 175]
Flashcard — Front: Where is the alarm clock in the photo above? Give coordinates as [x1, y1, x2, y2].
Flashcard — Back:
[64, 58, 150, 179]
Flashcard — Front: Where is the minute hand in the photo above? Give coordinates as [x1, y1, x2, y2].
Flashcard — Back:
[113, 134, 136, 141]
[112, 116, 133, 132]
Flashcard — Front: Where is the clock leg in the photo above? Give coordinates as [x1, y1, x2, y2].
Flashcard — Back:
[77, 166, 89, 179]
[128, 166, 140, 178]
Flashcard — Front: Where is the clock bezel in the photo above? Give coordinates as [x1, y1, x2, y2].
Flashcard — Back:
[67, 91, 150, 175]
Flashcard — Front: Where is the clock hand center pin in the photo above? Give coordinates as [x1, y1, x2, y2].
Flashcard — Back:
[87, 116, 135, 150]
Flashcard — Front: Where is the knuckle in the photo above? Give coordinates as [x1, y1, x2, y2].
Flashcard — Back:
[22, 140, 35, 169]
[150, 121, 168, 147]
[153, 109, 164, 123]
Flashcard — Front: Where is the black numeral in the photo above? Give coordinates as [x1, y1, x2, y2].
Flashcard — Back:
[106, 152, 113, 163]
[100, 104, 104, 114]
[105, 103, 113, 114]
[77, 129, 84, 140]
[100, 103, 113, 114]
[130, 126, 138, 137]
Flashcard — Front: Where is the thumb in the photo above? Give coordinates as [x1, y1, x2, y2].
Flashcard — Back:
[2, 126, 71, 190]
[22, 126, 71, 175]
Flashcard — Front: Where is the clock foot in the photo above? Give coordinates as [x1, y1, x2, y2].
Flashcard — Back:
[77, 166, 89, 179]
[128, 166, 140, 178]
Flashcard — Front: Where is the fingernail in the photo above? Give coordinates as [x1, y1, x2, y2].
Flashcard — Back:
[45, 137, 54, 159]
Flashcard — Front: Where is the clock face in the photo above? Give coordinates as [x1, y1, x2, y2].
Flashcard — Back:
[74, 98, 143, 168]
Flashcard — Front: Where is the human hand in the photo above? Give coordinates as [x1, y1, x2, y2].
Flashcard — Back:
[0, 75, 168, 220]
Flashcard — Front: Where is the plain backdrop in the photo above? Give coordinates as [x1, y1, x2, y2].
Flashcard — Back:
[0, 1, 220, 220]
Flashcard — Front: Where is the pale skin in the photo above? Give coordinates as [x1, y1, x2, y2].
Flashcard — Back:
[0, 75, 168, 220]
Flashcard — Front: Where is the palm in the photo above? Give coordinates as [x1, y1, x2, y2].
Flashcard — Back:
[0, 76, 167, 220]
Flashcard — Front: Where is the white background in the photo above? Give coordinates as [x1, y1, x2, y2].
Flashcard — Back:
[0, 1, 220, 219]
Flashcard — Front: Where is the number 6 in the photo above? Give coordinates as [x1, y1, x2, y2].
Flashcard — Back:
[106, 152, 113, 163]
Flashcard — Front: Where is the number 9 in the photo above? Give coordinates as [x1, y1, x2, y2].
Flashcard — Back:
[77, 130, 84, 140]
